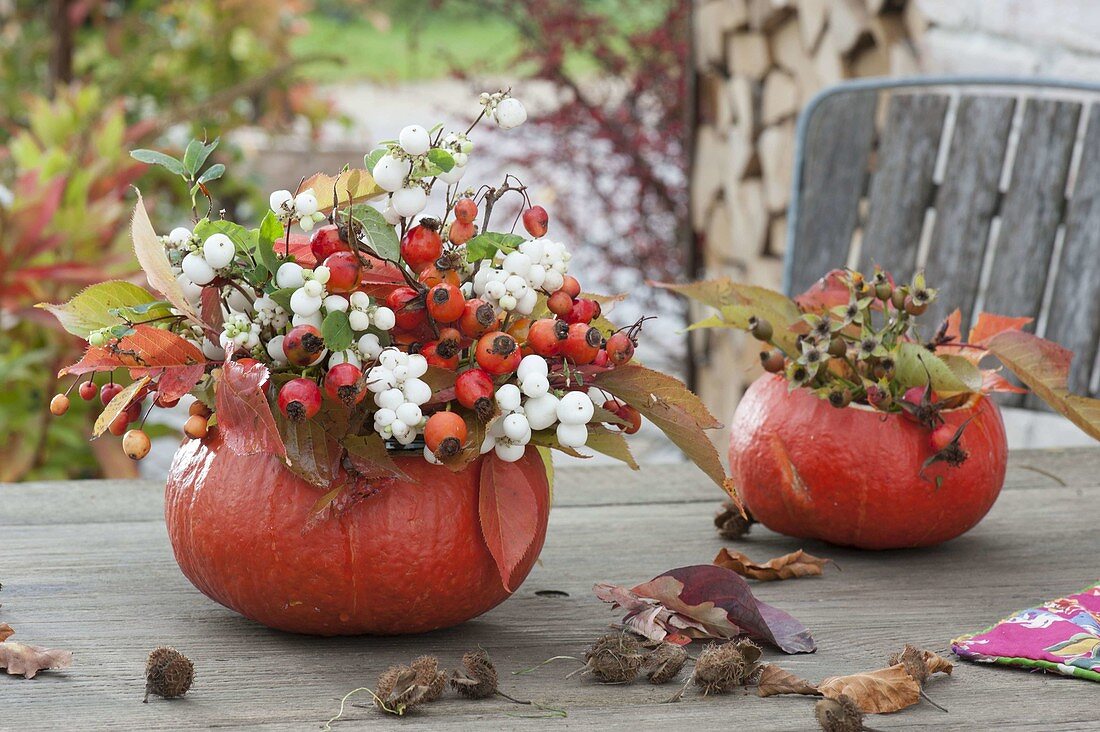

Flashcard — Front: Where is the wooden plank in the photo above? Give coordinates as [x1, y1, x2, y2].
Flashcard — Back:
[1042, 103, 1100, 397]
[788, 90, 878, 294]
[982, 99, 1080, 321]
[4, 454, 1100, 729]
[924, 95, 1016, 331]
[860, 93, 950, 282]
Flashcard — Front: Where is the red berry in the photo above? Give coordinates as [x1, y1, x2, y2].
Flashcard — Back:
[50, 393, 70, 416]
[560, 275, 581, 299]
[547, 290, 574, 317]
[323, 363, 366, 406]
[475, 331, 521, 375]
[386, 286, 427, 331]
[605, 332, 635, 366]
[322, 250, 361, 294]
[278, 378, 322, 421]
[527, 318, 569, 357]
[184, 414, 208, 439]
[421, 339, 460, 370]
[79, 381, 98, 401]
[426, 282, 465, 323]
[189, 401, 212, 418]
[902, 386, 932, 406]
[458, 298, 497, 338]
[400, 223, 443, 272]
[100, 382, 124, 406]
[417, 265, 460, 288]
[424, 411, 468, 458]
[931, 424, 955, 452]
[593, 349, 610, 367]
[603, 400, 642, 435]
[310, 224, 348, 261]
[283, 324, 326, 367]
[455, 368, 495, 418]
[448, 220, 476, 245]
[563, 298, 600, 325]
[126, 398, 144, 422]
[522, 205, 548, 238]
[454, 197, 477, 224]
[560, 323, 601, 365]
[108, 412, 130, 436]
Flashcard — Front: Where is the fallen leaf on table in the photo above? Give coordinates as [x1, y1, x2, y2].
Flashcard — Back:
[595, 564, 816, 654]
[888, 643, 954, 683]
[713, 548, 833, 581]
[0, 641, 73, 679]
[756, 662, 821, 697]
[0, 624, 13, 642]
[818, 664, 920, 714]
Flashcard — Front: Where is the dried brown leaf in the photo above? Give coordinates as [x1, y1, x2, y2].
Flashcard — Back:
[818, 664, 920, 714]
[0, 624, 13, 642]
[0, 641, 73, 679]
[713, 548, 833, 581]
[756, 662, 822, 697]
[888, 644, 954, 684]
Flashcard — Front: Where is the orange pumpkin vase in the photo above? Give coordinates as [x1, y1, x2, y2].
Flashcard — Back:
[164, 429, 550, 635]
[729, 374, 1007, 550]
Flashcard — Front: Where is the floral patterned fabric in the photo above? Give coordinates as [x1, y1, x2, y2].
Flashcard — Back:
[952, 583, 1100, 682]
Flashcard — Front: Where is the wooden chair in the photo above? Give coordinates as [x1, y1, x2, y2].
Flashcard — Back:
[783, 77, 1100, 400]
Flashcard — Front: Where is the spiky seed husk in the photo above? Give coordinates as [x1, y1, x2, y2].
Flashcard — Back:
[584, 633, 645, 683]
[411, 655, 447, 702]
[451, 649, 498, 699]
[144, 646, 194, 702]
[376, 665, 427, 714]
[692, 639, 762, 695]
[814, 694, 864, 732]
[714, 501, 755, 540]
[645, 643, 688, 685]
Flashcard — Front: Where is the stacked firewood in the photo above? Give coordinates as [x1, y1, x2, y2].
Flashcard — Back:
[690, 0, 924, 432]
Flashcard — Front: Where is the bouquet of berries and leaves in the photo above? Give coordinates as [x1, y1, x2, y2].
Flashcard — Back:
[660, 268, 1100, 468]
[41, 89, 735, 518]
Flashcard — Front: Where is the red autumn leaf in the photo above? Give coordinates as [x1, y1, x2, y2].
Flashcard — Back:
[592, 582, 708, 646]
[60, 324, 205, 375]
[942, 308, 963, 341]
[478, 448, 543, 592]
[215, 359, 286, 458]
[628, 565, 816, 654]
[986, 329, 1100, 441]
[200, 286, 224, 337]
[0, 641, 73, 679]
[968, 312, 1032, 346]
[794, 269, 852, 312]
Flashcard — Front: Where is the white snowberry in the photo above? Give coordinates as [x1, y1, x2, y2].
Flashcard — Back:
[377, 388, 405, 410]
[177, 273, 203, 304]
[382, 203, 401, 225]
[516, 288, 538, 315]
[312, 266, 331, 285]
[403, 377, 432, 406]
[495, 97, 527, 130]
[372, 154, 411, 193]
[366, 366, 396, 392]
[329, 349, 362, 369]
[373, 306, 396, 331]
[502, 413, 531, 442]
[303, 279, 324, 298]
[423, 446, 442, 465]
[521, 373, 550, 398]
[350, 291, 371, 310]
[494, 441, 526, 462]
[266, 335, 288, 365]
[276, 262, 305, 289]
[496, 384, 522, 412]
[406, 353, 428, 378]
[523, 393, 559, 430]
[202, 234, 234, 269]
[269, 189, 294, 214]
[503, 252, 531, 277]
[181, 252, 216, 286]
[557, 391, 594, 425]
[358, 333, 383, 359]
[399, 125, 431, 156]
[292, 311, 323, 329]
[168, 227, 193, 246]
[374, 408, 397, 427]
[517, 354, 548, 381]
[556, 422, 588, 448]
[438, 164, 466, 184]
[498, 294, 518, 312]
[392, 186, 427, 218]
[290, 288, 322, 317]
[323, 294, 349, 313]
[348, 309, 372, 331]
[294, 190, 319, 217]
[396, 402, 423, 426]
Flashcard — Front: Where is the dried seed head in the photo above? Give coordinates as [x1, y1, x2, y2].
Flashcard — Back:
[645, 643, 688, 685]
[814, 694, 864, 732]
[375, 656, 445, 714]
[692, 640, 762, 695]
[411, 655, 448, 702]
[451, 648, 499, 699]
[144, 646, 194, 703]
[584, 633, 645, 683]
[714, 500, 755, 540]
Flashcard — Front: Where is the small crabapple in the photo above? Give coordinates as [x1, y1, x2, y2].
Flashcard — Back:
[456, 368, 496, 418]
[278, 378, 323, 421]
[123, 429, 151, 461]
[421, 340, 460, 370]
[79, 380, 98, 401]
[427, 283, 465, 323]
[454, 197, 477, 224]
[424, 411, 468, 458]
[560, 275, 581, 298]
[593, 349, 610, 367]
[108, 412, 130, 436]
[282, 324, 326, 367]
[400, 223, 443, 273]
[547, 290, 574, 317]
[476, 331, 522, 375]
[100, 383, 124, 406]
[459, 298, 497, 338]
[930, 424, 956, 453]
[448, 220, 476, 245]
[310, 224, 348, 261]
[526, 318, 569, 357]
[560, 323, 602, 365]
[386, 286, 427, 330]
[50, 393, 70, 416]
[760, 349, 785, 373]
[603, 400, 642, 434]
[418, 265, 461, 288]
[322, 251, 361, 294]
[522, 206, 549, 238]
[324, 363, 366, 407]
[605, 332, 635, 366]
[184, 414, 208, 439]
[563, 298, 600, 325]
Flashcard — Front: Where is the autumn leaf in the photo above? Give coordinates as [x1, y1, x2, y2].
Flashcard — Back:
[593, 364, 727, 489]
[276, 403, 348, 487]
[756, 663, 821, 697]
[478, 448, 548, 592]
[343, 432, 411, 482]
[889, 644, 954, 684]
[583, 425, 639, 469]
[818, 664, 920, 714]
[713, 548, 833, 581]
[92, 375, 151, 436]
[592, 582, 708, 646]
[0, 624, 13, 642]
[299, 168, 385, 210]
[0, 641, 73, 679]
[215, 358, 286, 458]
[37, 280, 166, 338]
[608, 565, 816, 653]
[793, 269, 853, 312]
[131, 193, 202, 325]
[986, 329, 1100, 441]
[968, 312, 1032, 346]
[60, 324, 206, 376]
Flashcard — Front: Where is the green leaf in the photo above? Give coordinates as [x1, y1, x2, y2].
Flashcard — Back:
[584, 425, 640, 470]
[37, 281, 163, 338]
[364, 148, 386, 172]
[254, 211, 284, 276]
[194, 218, 255, 252]
[894, 342, 980, 396]
[426, 148, 455, 172]
[322, 310, 354, 352]
[465, 232, 525, 262]
[182, 140, 203, 175]
[354, 205, 400, 261]
[268, 287, 295, 313]
[197, 163, 225, 184]
[130, 149, 187, 176]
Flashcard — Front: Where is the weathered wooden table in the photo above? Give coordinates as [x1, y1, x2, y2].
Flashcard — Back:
[3, 448, 1098, 730]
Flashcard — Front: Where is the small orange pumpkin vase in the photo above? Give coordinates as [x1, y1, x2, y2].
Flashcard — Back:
[729, 374, 1007, 550]
[165, 430, 550, 635]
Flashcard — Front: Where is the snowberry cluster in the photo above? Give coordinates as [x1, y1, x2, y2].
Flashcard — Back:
[269, 188, 325, 232]
[367, 350, 433, 446]
[472, 239, 570, 316]
[478, 91, 528, 130]
[220, 312, 261, 353]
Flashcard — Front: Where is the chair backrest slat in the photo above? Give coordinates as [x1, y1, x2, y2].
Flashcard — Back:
[859, 94, 950, 280]
[788, 91, 878, 295]
[923, 95, 1016, 331]
[1043, 103, 1100, 396]
[982, 99, 1081, 322]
